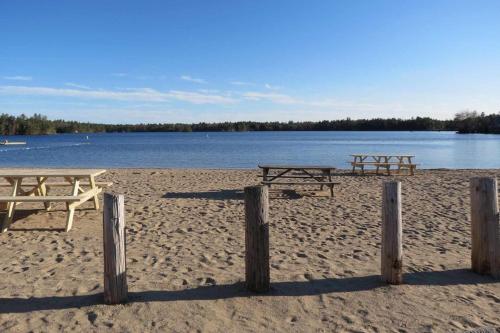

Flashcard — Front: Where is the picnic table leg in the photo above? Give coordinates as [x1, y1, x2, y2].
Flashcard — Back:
[319, 169, 326, 191]
[409, 164, 415, 175]
[65, 179, 80, 232]
[37, 177, 51, 211]
[361, 157, 367, 175]
[89, 175, 100, 210]
[1, 178, 22, 233]
[326, 169, 334, 197]
[408, 157, 414, 175]
[262, 168, 270, 188]
[64, 176, 85, 194]
[374, 157, 381, 175]
[262, 168, 269, 181]
[352, 157, 357, 173]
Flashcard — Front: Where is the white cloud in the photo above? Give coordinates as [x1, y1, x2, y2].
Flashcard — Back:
[111, 73, 128, 77]
[65, 82, 91, 90]
[180, 75, 206, 84]
[264, 83, 281, 90]
[3, 76, 33, 81]
[303, 98, 404, 113]
[168, 90, 235, 104]
[198, 89, 220, 94]
[0, 83, 411, 118]
[230, 81, 254, 86]
[242, 91, 299, 105]
[0, 85, 237, 105]
[240, 91, 402, 114]
[230, 81, 282, 89]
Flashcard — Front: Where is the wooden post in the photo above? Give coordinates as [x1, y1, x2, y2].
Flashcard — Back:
[470, 177, 499, 278]
[103, 193, 128, 304]
[381, 181, 403, 284]
[245, 185, 270, 292]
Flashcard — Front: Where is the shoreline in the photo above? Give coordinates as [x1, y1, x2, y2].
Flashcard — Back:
[1, 166, 500, 171]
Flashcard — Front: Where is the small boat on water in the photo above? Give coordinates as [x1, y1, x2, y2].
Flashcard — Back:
[0, 140, 26, 145]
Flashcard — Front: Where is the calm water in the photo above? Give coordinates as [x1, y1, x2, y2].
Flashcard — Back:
[0, 131, 499, 169]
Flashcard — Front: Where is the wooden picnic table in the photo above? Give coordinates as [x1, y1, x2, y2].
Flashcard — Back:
[0, 169, 109, 232]
[258, 165, 339, 197]
[350, 154, 416, 175]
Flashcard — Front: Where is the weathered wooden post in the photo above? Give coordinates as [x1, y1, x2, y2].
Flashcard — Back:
[381, 181, 403, 284]
[103, 193, 128, 304]
[470, 177, 499, 278]
[245, 185, 270, 292]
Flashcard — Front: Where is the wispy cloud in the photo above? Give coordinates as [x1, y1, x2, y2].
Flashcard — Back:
[0, 83, 401, 116]
[198, 89, 221, 94]
[264, 83, 281, 90]
[230, 81, 254, 86]
[111, 73, 171, 80]
[168, 90, 233, 104]
[180, 75, 206, 84]
[0, 85, 237, 105]
[3, 76, 33, 81]
[242, 91, 299, 105]
[230, 81, 281, 90]
[241, 91, 394, 112]
[65, 82, 90, 90]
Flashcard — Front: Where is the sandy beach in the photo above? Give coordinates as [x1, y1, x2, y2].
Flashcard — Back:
[0, 168, 499, 332]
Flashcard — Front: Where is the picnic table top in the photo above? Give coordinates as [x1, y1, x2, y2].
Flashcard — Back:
[0, 169, 106, 178]
[258, 164, 336, 170]
[350, 154, 415, 157]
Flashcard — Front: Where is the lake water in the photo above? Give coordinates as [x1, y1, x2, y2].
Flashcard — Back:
[0, 131, 499, 169]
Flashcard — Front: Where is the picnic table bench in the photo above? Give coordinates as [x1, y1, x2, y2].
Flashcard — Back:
[259, 165, 339, 197]
[0, 169, 110, 232]
[350, 154, 417, 175]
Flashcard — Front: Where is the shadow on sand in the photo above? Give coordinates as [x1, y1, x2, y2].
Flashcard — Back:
[1, 209, 40, 222]
[0, 210, 65, 232]
[1, 208, 94, 232]
[1, 269, 496, 314]
[163, 189, 244, 200]
[163, 189, 302, 200]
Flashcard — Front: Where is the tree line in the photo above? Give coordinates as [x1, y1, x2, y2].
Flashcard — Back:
[0, 112, 499, 135]
[453, 111, 500, 134]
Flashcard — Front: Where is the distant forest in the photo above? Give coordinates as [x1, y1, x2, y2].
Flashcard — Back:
[0, 111, 499, 135]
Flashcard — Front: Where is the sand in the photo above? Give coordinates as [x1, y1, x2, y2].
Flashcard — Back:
[0, 168, 499, 332]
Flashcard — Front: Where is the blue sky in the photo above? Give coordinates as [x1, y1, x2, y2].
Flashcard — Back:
[1, 1, 499, 123]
